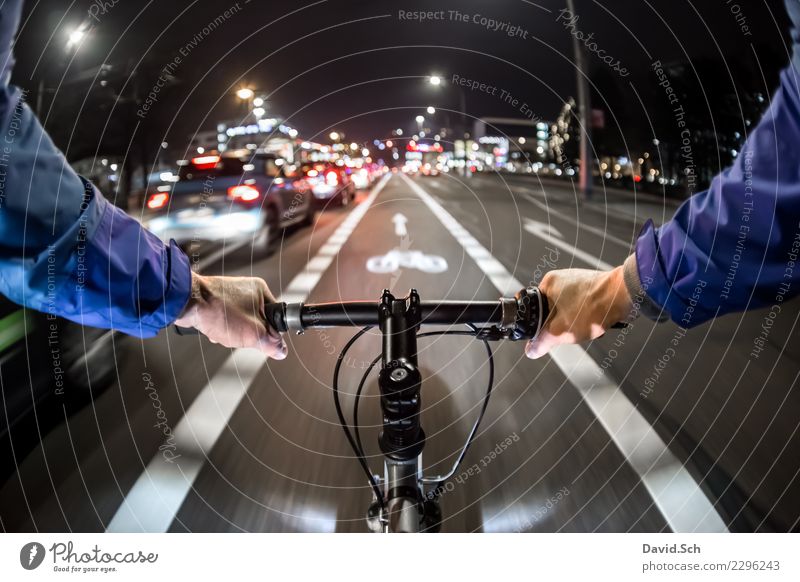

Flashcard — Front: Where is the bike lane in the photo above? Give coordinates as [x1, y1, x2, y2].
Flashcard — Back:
[174, 174, 669, 533]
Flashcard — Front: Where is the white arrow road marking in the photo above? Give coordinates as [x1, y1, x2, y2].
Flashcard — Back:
[392, 213, 408, 237]
[401, 173, 727, 533]
[524, 218, 614, 271]
[107, 174, 390, 532]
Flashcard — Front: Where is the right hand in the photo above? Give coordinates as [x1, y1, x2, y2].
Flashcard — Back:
[175, 273, 288, 359]
[526, 265, 632, 359]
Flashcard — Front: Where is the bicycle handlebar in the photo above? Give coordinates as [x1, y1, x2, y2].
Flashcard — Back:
[264, 287, 549, 341]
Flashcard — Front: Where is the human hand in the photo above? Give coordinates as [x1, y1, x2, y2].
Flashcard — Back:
[526, 265, 632, 359]
[175, 273, 288, 359]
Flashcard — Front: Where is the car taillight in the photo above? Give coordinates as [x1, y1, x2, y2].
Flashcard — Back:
[191, 155, 220, 170]
[146, 192, 169, 209]
[227, 184, 260, 202]
[325, 171, 339, 186]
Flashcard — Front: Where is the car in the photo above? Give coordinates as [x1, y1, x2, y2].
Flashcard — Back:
[351, 162, 385, 190]
[0, 298, 118, 483]
[301, 162, 356, 209]
[420, 162, 440, 177]
[142, 150, 315, 253]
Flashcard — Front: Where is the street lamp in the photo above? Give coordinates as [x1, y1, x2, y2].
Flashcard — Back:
[426, 106, 436, 115]
[415, 115, 425, 124]
[329, 131, 340, 142]
[428, 75, 442, 86]
[66, 28, 86, 49]
[65, 20, 92, 50]
[236, 87, 255, 101]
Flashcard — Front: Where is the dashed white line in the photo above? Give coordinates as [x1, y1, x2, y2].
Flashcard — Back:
[401, 173, 727, 533]
[107, 174, 390, 532]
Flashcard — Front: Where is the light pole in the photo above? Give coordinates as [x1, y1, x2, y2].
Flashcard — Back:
[565, 0, 592, 200]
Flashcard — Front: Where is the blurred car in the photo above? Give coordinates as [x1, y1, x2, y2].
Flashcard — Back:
[0, 298, 117, 483]
[301, 162, 356, 208]
[350, 162, 382, 190]
[142, 150, 315, 253]
[420, 162, 440, 177]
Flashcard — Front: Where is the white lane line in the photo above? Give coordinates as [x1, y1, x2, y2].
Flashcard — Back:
[196, 238, 251, 271]
[107, 349, 265, 533]
[520, 190, 631, 248]
[107, 174, 390, 532]
[280, 174, 389, 303]
[401, 173, 727, 533]
[523, 218, 614, 271]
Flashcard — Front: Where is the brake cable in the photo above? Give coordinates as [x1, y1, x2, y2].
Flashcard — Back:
[335, 325, 497, 512]
[332, 326, 386, 516]
[418, 326, 495, 496]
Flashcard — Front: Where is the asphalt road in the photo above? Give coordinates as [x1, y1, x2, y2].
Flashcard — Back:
[2, 172, 798, 532]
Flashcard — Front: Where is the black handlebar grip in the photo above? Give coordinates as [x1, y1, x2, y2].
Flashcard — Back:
[264, 302, 288, 333]
[174, 325, 200, 335]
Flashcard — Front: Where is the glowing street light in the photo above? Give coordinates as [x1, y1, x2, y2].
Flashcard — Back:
[66, 28, 86, 48]
[426, 106, 436, 115]
[236, 87, 255, 101]
[428, 75, 442, 86]
[253, 96, 264, 107]
[329, 131, 340, 141]
[350, 142, 358, 151]
[415, 115, 425, 124]
[253, 107, 265, 118]
[395, 128, 403, 136]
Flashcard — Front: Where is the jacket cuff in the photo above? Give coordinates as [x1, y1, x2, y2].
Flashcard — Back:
[623, 252, 669, 322]
[164, 239, 193, 325]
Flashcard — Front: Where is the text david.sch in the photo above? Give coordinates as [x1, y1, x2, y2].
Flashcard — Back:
[643, 543, 701, 554]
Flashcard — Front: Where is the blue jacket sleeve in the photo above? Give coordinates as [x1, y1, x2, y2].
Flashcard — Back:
[634, 0, 800, 327]
[0, 0, 191, 338]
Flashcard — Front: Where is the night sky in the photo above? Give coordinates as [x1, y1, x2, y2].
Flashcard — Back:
[11, 0, 792, 154]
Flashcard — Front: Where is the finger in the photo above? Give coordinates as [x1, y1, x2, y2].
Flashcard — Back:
[525, 329, 571, 359]
[258, 330, 288, 360]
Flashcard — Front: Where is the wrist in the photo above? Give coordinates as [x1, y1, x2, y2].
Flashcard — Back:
[600, 264, 633, 325]
[175, 272, 209, 327]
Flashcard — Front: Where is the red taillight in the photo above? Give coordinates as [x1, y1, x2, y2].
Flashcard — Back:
[191, 155, 220, 170]
[227, 184, 260, 202]
[633, 175, 642, 183]
[146, 192, 169, 209]
[325, 170, 339, 186]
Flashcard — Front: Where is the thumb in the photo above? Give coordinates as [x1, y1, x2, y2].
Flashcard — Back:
[525, 330, 561, 360]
